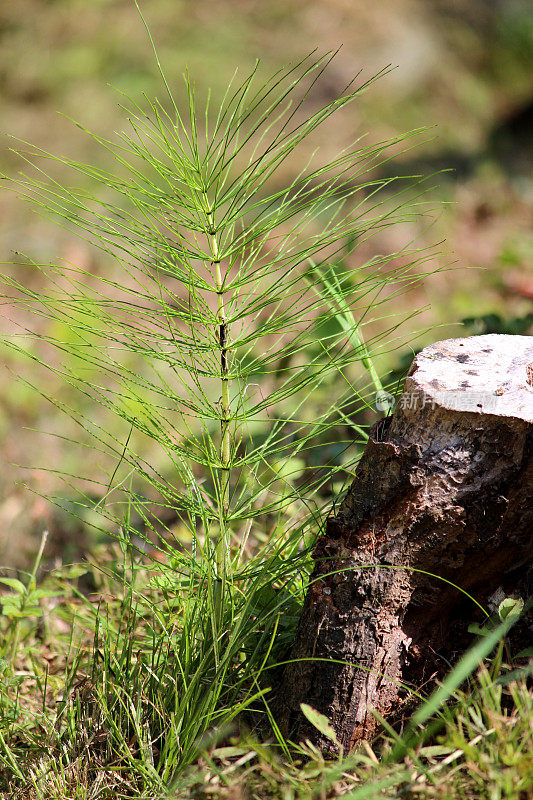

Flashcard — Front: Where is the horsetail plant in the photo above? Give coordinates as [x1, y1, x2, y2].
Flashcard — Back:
[2, 48, 438, 775]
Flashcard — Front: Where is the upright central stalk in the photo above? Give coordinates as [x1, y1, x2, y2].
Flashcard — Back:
[207, 207, 231, 581]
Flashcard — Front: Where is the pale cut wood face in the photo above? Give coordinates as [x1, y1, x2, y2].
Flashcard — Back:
[400, 334, 533, 423]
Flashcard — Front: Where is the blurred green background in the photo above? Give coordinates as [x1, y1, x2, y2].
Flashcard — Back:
[1, 0, 532, 567]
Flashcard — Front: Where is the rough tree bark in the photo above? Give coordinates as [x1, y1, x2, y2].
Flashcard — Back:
[278, 334, 533, 752]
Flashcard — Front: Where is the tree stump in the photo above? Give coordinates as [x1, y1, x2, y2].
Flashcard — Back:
[279, 334, 533, 752]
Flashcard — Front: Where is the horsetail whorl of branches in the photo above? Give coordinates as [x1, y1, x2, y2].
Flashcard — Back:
[3, 51, 435, 594]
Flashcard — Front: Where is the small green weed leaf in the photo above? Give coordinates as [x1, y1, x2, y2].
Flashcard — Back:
[55, 564, 88, 579]
[418, 744, 456, 757]
[0, 658, 11, 676]
[498, 597, 524, 622]
[0, 579, 26, 595]
[341, 772, 413, 799]
[515, 647, 533, 659]
[468, 622, 490, 637]
[2, 607, 41, 619]
[272, 458, 306, 482]
[30, 589, 63, 600]
[211, 746, 251, 759]
[0, 605, 22, 618]
[300, 703, 340, 747]
[250, 585, 278, 615]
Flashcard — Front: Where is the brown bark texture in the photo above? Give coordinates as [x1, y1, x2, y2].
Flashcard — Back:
[278, 334, 533, 752]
